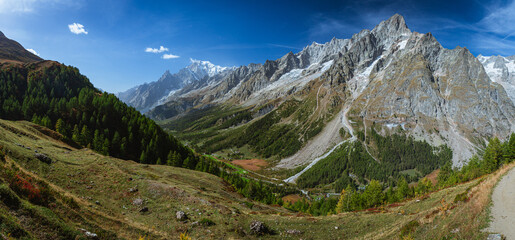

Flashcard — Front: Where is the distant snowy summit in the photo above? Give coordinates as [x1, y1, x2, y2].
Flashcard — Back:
[188, 59, 234, 79]
[478, 54, 515, 104]
[116, 59, 234, 113]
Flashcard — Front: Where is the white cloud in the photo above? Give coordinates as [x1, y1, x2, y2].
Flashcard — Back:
[162, 53, 180, 59]
[68, 23, 88, 35]
[0, 0, 37, 13]
[478, 1, 515, 37]
[26, 48, 39, 56]
[145, 46, 169, 53]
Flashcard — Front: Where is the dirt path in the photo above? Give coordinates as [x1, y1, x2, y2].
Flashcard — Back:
[488, 166, 515, 238]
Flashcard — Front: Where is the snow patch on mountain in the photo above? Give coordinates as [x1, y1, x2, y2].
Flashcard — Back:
[478, 55, 515, 104]
[244, 60, 335, 106]
[188, 59, 235, 79]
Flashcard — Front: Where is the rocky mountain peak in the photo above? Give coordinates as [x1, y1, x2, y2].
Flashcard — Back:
[374, 14, 409, 33]
[0, 31, 5, 38]
[371, 14, 411, 47]
[159, 70, 172, 80]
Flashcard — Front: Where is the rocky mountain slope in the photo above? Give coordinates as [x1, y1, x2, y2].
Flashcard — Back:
[0, 31, 42, 63]
[116, 59, 234, 113]
[478, 55, 515, 104]
[139, 14, 514, 167]
[336, 15, 514, 165]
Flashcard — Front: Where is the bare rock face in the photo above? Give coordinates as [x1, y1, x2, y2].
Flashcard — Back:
[343, 28, 514, 165]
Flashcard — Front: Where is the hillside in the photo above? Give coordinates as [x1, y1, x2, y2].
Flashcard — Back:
[0, 59, 193, 166]
[0, 31, 42, 63]
[0, 119, 512, 239]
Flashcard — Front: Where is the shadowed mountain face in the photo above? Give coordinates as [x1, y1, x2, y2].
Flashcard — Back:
[0, 31, 42, 63]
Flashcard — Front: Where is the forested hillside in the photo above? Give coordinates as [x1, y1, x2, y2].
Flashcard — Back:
[0, 61, 191, 164]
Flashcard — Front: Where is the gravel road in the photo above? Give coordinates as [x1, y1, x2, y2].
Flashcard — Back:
[488, 167, 515, 239]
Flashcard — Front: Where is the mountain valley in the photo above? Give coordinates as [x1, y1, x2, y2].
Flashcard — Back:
[0, 10, 514, 239]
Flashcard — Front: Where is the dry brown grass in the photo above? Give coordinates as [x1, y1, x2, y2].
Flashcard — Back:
[415, 161, 515, 239]
[282, 194, 302, 204]
[466, 162, 515, 219]
[425, 169, 440, 185]
[232, 159, 268, 171]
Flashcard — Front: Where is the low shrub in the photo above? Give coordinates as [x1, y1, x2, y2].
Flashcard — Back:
[199, 218, 215, 226]
[400, 220, 419, 237]
[453, 191, 469, 203]
[0, 184, 21, 209]
[0, 145, 5, 161]
[10, 175, 42, 204]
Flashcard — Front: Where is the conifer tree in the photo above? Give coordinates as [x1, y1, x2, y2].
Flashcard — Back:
[55, 118, 65, 135]
[335, 188, 346, 213]
[71, 124, 80, 144]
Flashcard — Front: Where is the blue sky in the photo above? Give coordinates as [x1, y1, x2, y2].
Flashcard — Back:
[1, 0, 515, 92]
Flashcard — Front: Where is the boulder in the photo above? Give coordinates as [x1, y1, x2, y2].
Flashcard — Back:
[34, 153, 51, 164]
[132, 198, 143, 206]
[286, 229, 302, 235]
[249, 221, 270, 235]
[487, 234, 504, 240]
[176, 211, 187, 221]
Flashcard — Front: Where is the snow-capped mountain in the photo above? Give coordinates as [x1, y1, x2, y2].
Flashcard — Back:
[140, 14, 514, 166]
[187, 59, 234, 80]
[116, 59, 234, 113]
[478, 55, 515, 104]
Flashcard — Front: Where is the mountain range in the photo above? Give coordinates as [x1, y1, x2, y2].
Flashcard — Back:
[118, 14, 515, 167]
[0, 13, 514, 240]
[117, 59, 235, 113]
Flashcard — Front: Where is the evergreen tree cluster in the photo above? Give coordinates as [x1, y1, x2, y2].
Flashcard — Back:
[0, 63, 191, 163]
[296, 131, 452, 192]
